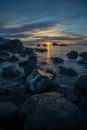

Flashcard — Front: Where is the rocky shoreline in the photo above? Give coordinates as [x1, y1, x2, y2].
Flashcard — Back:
[0, 38, 87, 130]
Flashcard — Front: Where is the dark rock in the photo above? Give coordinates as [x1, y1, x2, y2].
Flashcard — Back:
[35, 48, 47, 52]
[77, 57, 87, 64]
[74, 73, 87, 96]
[37, 44, 40, 47]
[18, 61, 29, 67]
[24, 63, 37, 76]
[0, 102, 18, 127]
[43, 44, 47, 47]
[60, 44, 66, 46]
[78, 96, 87, 111]
[19, 53, 26, 57]
[2, 66, 21, 78]
[52, 42, 59, 46]
[51, 57, 64, 64]
[26, 69, 53, 93]
[22, 48, 34, 55]
[19, 92, 85, 130]
[0, 39, 23, 52]
[0, 50, 10, 62]
[66, 51, 78, 59]
[28, 54, 37, 64]
[8, 55, 19, 62]
[59, 66, 78, 76]
[79, 52, 87, 58]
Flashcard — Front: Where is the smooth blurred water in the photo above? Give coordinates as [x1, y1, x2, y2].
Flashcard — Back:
[27, 44, 87, 74]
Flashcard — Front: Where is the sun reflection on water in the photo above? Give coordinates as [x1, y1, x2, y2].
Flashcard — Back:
[46, 42, 51, 64]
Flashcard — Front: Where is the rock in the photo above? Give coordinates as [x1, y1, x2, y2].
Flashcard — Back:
[37, 44, 40, 47]
[60, 44, 66, 46]
[66, 51, 78, 59]
[0, 50, 10, 57]
[43, 43, 47, 47]
[24, 63, 37, 76]
[74, 73, 87, 96]
[0, 50, 10, 62]
[78, 96, 87, 111]
[77, 57, 87, 64]
[26, 69, 53, 93]
[18, 61, 29, 67]
[79, 52, 87, 58]
[59, 66, 78, 76]
[19, 92, 85, 130]
[0, 39, 23, 52]
[22, 47, 34, 56]
[28, 54, 37, 64]
[51, 57, 64, 64]
[8, 55, 19, 62]
[2, 66, 21, 78]
[35, 48, 47, 52]
[19, 53, 26, 57]
[52, 42, 59, 46]
[0, 102, 18, 127]
[46, 68, 55, 75]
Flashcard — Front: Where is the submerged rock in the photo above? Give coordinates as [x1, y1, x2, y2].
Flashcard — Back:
[35, 48, 47, 52]
[66, 51, 78, 59]
[51, 57, 64, 64]
[19, 92, 85, 130]
[26, 69, 53, 93]
[0, 50, 10, 62]
[59, 66, 78, 76]
[74, 73, 87, 96]
[2, 66, 21, 78]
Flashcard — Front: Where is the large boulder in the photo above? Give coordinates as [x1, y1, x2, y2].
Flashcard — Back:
[19, 92, 85, 130]
[74, 73, 87, 96]
[66, 51, 78, 59]
[59, 66, 78, 76]
[0, 39, 23, 52]
[2, 66, 21, 78]
[26, 69, 53, 93]
[51, 57, 64, 64]
[0, 102, 18, 127]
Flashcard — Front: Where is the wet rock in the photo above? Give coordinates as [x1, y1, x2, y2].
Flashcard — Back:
[78, 96, 87, 111]
[35, 48, 47, 52]
[8, 55, 19, 62]
[0, 102, 18, 127]
[18, 60, 29, 67]
[28, 54, 37, 64]
[77, 57, 87, 64]
[52, 42, 59, 46]
[37, 44, 40, 47]
[2, 66, 21, 78]
[26, 69, 53, 93]
[74, 73, 87, 96]
[19, 53, 27, 57]
[60, 44, 66, 46]
[19, 92, 85, 130]
[0, 50, 10, 62]
[51, 57, 64, 64]
[24, 63, 37, 76]
[59, 66, 78, 76]
[79, 52, 87, 58]
[66, 51, 78, 59]
[21, 47, 34, 56]
[43, 44, 47, 47]
[0, 39, 23, 52]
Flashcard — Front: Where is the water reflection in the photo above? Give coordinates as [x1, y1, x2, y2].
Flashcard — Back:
[47, 43, 51, 64]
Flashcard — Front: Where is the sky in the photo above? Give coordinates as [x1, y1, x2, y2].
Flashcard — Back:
[0, 0, 87, 44]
